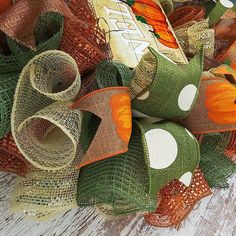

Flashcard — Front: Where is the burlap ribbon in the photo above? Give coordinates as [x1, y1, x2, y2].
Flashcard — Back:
[208, 0, 235, 26]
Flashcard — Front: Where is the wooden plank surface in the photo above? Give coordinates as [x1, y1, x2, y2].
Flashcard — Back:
[0, 172, 235, 236]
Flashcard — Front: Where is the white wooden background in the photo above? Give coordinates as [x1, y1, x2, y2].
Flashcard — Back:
[0, 172, 235, 236]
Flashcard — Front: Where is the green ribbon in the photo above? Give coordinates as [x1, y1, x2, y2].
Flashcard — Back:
[208, 0, 235, 26]
[96, 60, 132, 88]
[131, 47, 204, 119]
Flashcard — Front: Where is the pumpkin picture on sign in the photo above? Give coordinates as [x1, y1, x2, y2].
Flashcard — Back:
[206, 82, 236, 124]
[120, 0, 179, 49]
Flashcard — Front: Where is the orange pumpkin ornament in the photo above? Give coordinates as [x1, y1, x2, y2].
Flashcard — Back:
[206, 82, 236, 124]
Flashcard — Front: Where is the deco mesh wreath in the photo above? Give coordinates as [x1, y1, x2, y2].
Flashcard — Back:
[0, 0, 236, 228]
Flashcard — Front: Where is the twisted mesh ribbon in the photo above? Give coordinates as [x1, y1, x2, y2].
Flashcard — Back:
[0, 13, 64, 139]
[77, 121, 155, 215]
[60, 0, 110, 75]
[0, 133, 29, 177]
[175, 19, 215, 58]
[145, 168, 212, 227]
[12, 50, 132, 171]
[11, 162, 80, 220]
[12, 50, 82, 171]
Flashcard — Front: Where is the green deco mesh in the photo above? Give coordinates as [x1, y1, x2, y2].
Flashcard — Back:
[95, 60, 132, 89]
[0, 73, 18, 137]
[0, 12, 64, 138]
[77, 119, 156, 215]
[200, 133, 236, 188]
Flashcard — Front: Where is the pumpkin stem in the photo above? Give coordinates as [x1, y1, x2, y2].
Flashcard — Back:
[119, 0, 134, 6]
[149, 30, 160, 39]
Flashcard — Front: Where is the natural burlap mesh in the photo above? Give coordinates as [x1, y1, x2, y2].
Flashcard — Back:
[200, 134, 236, 188]
[96, 61, 132, 89]
[60, 0, 110, 75]
[0, 73, 18, 138]
[77, 121, 156, 215]
[145, 168, 212, 227]
[12, 50, 82, 171]
[11, 161, 80, 220]
[0, 133, 29, 177]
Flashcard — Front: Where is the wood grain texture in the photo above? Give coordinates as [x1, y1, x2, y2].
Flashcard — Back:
[0, 172, 235, 236]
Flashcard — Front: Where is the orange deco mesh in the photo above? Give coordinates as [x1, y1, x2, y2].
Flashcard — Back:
[225, 131, 236, 162]
[0, 134, 29, 177]
[145, 169, 212, 228]
[60, 0, 110, 75]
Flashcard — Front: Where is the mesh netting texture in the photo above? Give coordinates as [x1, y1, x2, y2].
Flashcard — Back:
[12, 50, 82, 171]
[145, 168, 212, 227]
[11, 162, 80, 220]
[60, 0, 110, 75]
[77, 121, 156, 215]
[0, 73, 18, 138]
[200, 133, 236, 188]
[0, 133, 29, 176]
[0, 12, 64, 138]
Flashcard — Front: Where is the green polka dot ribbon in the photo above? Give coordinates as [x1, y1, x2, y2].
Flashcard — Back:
[77, 118, 200, 215]
[208, 0, 235, 26]
[131, 47, 204, 119]
[136, 120, 200, 198]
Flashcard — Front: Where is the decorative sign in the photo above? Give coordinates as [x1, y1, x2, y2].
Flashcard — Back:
[92, 0, 188, 68]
